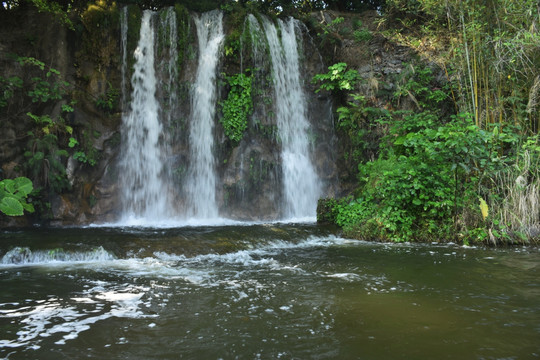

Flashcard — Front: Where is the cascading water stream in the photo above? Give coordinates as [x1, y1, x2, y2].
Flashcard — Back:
[158, 7, 178, 128]
[119, 10, 172, 224]
[120, 7, 128, 108]
[261, 17, 322, 220]
[185, 10, 224, 220]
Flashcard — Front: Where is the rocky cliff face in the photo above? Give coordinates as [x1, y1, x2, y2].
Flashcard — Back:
[0, 4, 123, 225]
[0, 6, 415, 226]
[306, 10, 415, 194]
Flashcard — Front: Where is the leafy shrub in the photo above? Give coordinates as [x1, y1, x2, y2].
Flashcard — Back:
[353, 29, 372, 43]
[220, 72, 253, 143]
[95, 82, 119, 112]
[332, 112, 508, 241]
[312, 62, 360, 93]
[318, 61, 532, 242]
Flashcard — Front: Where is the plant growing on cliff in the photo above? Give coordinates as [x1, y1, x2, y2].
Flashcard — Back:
[353, 29, 372, 43]
[220, 71, 253, 143]
[80, 0, 120, 67]
[317, 16, 345, 46]
[24, 105, 74, 193]
[5, 56, 76, 194]
[0, 177, 34, 216]
[0, 75, 23, 108]
[312, 62, 360, 94]
[25, 133, 70, 194]
[27, 0, 74, 30]
[68, 130, 99, 167]
[95, 82, 119, 113]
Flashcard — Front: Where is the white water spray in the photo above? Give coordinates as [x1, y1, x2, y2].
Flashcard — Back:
[262, 17, 321, 219]
[120, 10, 171, 223]
[185, 11, 224, 219]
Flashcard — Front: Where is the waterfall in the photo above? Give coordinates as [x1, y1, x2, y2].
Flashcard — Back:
[115, 9, 327, 225]
[261, 17, 322, 219]
[120, 7, 128, 109]
[119, 10, 172, 223]
[184, 10, 224, 219]
[246, 15, 267, 66]
[158, 7, 178, 128]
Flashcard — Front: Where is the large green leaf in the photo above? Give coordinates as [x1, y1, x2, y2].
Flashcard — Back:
[3, 179, 15, 194]
[14, 177, 33, 197]
[22, 202, 35, 213]
[0, 196, 24, 216]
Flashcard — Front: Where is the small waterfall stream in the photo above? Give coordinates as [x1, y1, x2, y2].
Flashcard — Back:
[185, 10, 224, 219]
[262, 17, 322, 219]
[120, 7, 128, 109]
[158, 7, 179, 129]
[119, 10, 171, 223]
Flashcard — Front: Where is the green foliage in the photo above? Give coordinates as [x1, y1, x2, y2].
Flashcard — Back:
[8, 55, 76, 194]
[312, 62, 360, 93]
[352, 19, 363, 29]
[16, 57, 69, 104]
[321, 59, 536, 243]
[353, 29, 372, 43]
[95, 82, 119, 112]
[69, 130, 99, 167]
[382, 0, 540, 132]
[224, 29, 242, 57]
[393, 64, 448, 109]
[220, 72, 253, 143]
[336, 95, 392, 167]
[333, 113, 511, 242]
[24, 133, 70, 193]
[322, 16, 344, 35]
[316, 16, 345, 47]
[73, 151, 93, 165]
[68, 137, 78, 148]
[313, 62, 390, 175]
[27, 0, 74, 30]
[0, 76, 23, 108]
[81, 1, 120, 67]
[0, 177, 35, 216]
[173, 4, 191, 70]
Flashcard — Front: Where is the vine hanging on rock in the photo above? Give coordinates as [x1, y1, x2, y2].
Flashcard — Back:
[220, 71, 253, 143]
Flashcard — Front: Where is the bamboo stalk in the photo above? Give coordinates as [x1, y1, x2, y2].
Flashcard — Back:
[472, 33, 479, 126]
[461, 11, 477, 124]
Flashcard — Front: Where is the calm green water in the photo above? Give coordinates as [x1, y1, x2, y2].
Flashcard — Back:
[0, 224, 539, 359]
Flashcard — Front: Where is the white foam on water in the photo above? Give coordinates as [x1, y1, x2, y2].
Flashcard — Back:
[0, 283, 153, 349]
[0, 246, 116, 268]
[325, 273, 362, 281]
[87, 214, 322, 228]
[7, 235, 352, 289]
[102, 216, 249, 228]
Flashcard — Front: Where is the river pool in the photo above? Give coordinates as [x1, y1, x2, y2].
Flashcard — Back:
[0, 224, 539, 359]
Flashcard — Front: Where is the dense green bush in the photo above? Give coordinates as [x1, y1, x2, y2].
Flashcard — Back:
[317, 59, 537, 244]
[334, 112, 514, 242]
[220, 72, 253, 143]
